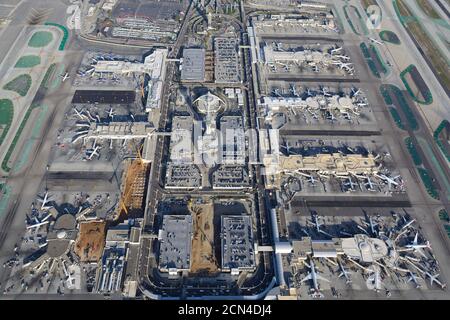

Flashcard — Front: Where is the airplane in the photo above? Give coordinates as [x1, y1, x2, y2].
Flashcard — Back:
[305, 87, 313, 97]
[375, 174, 400, 190]
[307, 212, 333, 237]
[424, 272, 446, 289]
[364, 176, 377, 191]
[351, 87, 361, 97]
[325, 111, 336, 122]
[369, 37, 384, 45]
[301, 258, 330, 298]
[401, 217, 416, 231]
[107, 107, 116, 121]
[338, 261, 352, 284]
[308, 212, 324, 233]
[289, 84, 300, 97]
[320, 86, 331, 97]
[60, 72, 70, 82]
[86, 146, 100, 160]
[307, 175, 318, 186]
[407, 271, 421, 289]
[362, 213, 378, 236]
[281, 141, 297, 155]
[272, 88, 282, 97]
[74, 108, 87, 120]
[36, 191, 53, 211]
[404, 232, 431, 258]
[330, 46, 343, 54]
[343, 177, 358, 191]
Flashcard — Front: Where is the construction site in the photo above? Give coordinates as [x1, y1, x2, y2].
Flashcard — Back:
[188, 200, 219, 275]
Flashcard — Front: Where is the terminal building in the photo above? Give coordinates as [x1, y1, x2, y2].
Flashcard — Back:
[221, 215, 256, 275]
[90, 48, 167, 112]
[158, 215, 193, 275]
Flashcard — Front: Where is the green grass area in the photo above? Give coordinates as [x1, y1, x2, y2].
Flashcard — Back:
[393, 0, 450, 90]
[0, 99, 14, 146]
[14, 55, 41, 68]
[379, 30, 401, 44]
[370, 44, 388, 74]
[389, 85, 419, 130]
[433, 120, 450, 162]
[405, 137, 423, 165]
[40, 63, 57, 90]
[28, 31, 53, 48]
[360, 43, 383, 78]
[44, 22, 69, 51]
[389, 107, 406, 130]
[3, 74, 32, 97]
[417, 167, 440, 200]
[439, 209, 449, 222]
[416, 0, 441, 19]
[445, 225, 450, 239]
[380, 85, 393, 105]
[400, 64, 433, 105]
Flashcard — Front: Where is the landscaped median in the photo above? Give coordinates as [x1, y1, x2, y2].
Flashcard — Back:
[400, 64, 433, 105]
[44, 22, 69, 51]
[0, 99, 14, 146]
[379, 30, 400, 44]
[433, 120, 450, 162]
[380, 84, 415, 131]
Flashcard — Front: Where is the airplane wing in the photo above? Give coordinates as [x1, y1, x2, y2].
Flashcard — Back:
[300, 273, 312, 283]
[316, 274, 330, 283]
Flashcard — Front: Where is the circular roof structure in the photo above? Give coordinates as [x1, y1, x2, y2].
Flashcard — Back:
[47, 214, 77, 258]
[194, 92, 223, 114]
[341, 234, 388, 263]
[54, 214, 76, 230]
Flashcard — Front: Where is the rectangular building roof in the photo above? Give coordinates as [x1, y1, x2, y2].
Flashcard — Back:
[158, 215, 193, 272]
[221, 215, 256, 272]
[181, 48, 205, 81]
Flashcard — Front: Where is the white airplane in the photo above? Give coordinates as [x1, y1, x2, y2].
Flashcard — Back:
[338, 261, 352, 284]
[307, 175, 318, 186]
[73, 108, 87, 120]
[289, 84, 300, 97]
[369, 37, 384, 45]
[364, 176, 377, 191]
[330, 46, 343, 54]
[308, 213, 323, 232]
[301, 258, 330, 298]
[375, 174, 400, 190]
[272, 88, 282, 97]
[305, 87, 313, 97]
[60, 72, 70, 82]
[86, 146, 100, 160]
[281, 141, 296, 155]
[107, 108, 116, 121]
[424, 272, 446, 289]
[344, 177, 358, 191]
[320, 86, 331, 97]
[401, 217, 416, 230]
[362, 214, 378, 236]
[326, 112, 337, 122]
[351, 87, 361, 97]
[37, 191, 53, 211]
[404, 232, 431, 257]
[407, 271, 421, 289]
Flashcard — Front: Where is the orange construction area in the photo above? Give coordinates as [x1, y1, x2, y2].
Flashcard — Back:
[115, 157, 149, 221]
[189, 201, 219, 274]
[74, 221, 107, 262]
